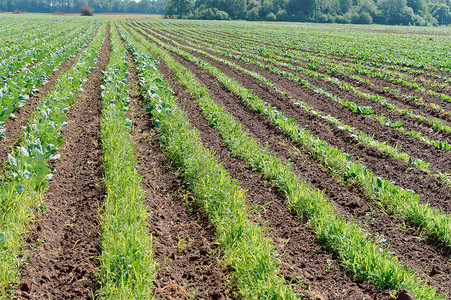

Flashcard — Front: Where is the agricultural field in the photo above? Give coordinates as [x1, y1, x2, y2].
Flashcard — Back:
[0, 14, 450, 299]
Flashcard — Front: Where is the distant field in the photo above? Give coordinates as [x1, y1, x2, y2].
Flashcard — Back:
[0, 14, 450, 299]
[94, 13, 164, 18]
[0, 12, 164, 18]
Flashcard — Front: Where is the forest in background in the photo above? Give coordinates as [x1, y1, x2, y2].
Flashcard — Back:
[0, 0, 450, 25]
[166, 0, 451, 25]
[0, 0, 165, 15]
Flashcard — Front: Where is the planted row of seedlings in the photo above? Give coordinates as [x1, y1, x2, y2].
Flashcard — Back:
[126, 24, 448, 299]
[156, 23, 451, 102]
[0, 16, 75, 61]
[190, 25, 451, 103]
[136, 24, 451, 285]
[149, 26, 451, 152]
[201, 21, 451, 73]
[97, 22, 155, 298]
[133, 24, 451, 247]
[158, 25, 451, 118]
[139, 24, 450, 185]
[0, 21, 100, 139]
[0, 20, 91, 82]
[0, 22, 107, 297]
[118, 23, 299, 298]
[141, 24, 451, 184]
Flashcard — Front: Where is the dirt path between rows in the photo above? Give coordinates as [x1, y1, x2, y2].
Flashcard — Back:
[0, 25, 100, 172]
[140, 26, 451, 215]
[127, 58, 234, 299]
[12, 25, 110, 300]
[135, 31, 451, 297]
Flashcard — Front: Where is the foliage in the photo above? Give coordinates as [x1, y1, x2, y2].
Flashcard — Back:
[163, 0, 450, 25]
[80, 4, 93, 16]
[0, 0, 165, 14]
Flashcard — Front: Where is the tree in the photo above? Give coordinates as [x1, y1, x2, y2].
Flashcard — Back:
[407, 0, 427, 14]
[430, 2, 451, 24]
[377, 0, 407, 24]
[287, 0, 316, 16]
[340, 0, 353, 12]
[359, 10, 373, 22]
[247, 5, 261, 20]
[165, 0, 191, 17]
[266, 11, 277, 20]
[317, 0, 340, 14]
[80, 4, 93, 16]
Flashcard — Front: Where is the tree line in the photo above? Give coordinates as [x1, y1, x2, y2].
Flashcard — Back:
[166, 0, 451, 25]
[0, 0, 165, 14]
[0, 0, 449, 25]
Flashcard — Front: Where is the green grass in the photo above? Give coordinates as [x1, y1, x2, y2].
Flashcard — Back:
[96, 22, 155, 299]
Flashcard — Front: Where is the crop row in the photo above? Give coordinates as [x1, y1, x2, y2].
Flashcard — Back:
[126, 24, 446, 299]
[150, 26, 451, 150]
[136, 26, 451, 248]
[135, 25, 450, 185]
[171, 21, 451, 72]
[119, 22, 300, 298]
[0, 16, 82, 61]
[0, 21, 91, 83]
[160, 24, 451, 110]
[162, 27, 451, 183]
[96, 22, 155, 299]
[0, 23, 107, 297]
[0, 21, 100, 140]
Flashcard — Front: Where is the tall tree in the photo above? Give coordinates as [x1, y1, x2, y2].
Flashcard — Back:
[377, 0, 407, 24]
[407, 0, 427, 13]
[165, 0, 191, 16]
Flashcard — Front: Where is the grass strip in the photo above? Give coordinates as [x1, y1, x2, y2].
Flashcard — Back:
[118, 23, 298, 299]
[136, 26, 451, 249]
[128, 25, 447, 300]
[96, 23, 155, 299]
[0, 23, 107, 298]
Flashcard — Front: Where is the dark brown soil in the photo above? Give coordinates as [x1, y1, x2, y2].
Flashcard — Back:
[11, 25, 111, 300]
[0, 24, 100, 172]
[127, 58, 234, 299]
[140, 26, 451, 214]
[149, 45, 393, 300]
[131, 26, 451, 298]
